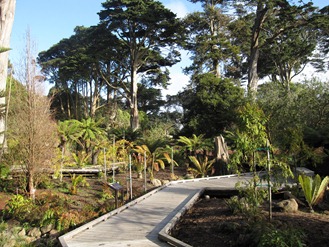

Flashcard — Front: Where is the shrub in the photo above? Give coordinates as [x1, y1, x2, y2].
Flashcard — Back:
[257, 223, 305, 247]
[57, 210, 81, 231]
[229, 179, 268, 219]
[225, 195, 247, 215]
[0, 164, 10, 179]
[187, 155, 215, 178]
[4, 194, 34, 221]
[70, 174, 89, 195]
[0, 220, 7, 232]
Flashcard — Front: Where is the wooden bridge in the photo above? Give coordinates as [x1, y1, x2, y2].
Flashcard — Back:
[10, 162, 125, 178]
[58, 173, 267, 247]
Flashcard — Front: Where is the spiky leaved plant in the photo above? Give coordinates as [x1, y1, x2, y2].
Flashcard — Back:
[188, 156, 215, 178]
[298, 174, 329, 212]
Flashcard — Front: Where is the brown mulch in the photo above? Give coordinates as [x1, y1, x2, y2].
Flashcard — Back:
[4, 167, 329, 247]
[171, 196, 329, 247]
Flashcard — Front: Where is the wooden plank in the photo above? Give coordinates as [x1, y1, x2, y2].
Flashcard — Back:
[60, 173, 262, 247]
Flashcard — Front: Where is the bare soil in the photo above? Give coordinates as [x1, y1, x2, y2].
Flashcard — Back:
[0, 166, 187, 246]
[2, 168, 329, 247]
[0, 166, 188, 221]
[171, 194, 329, 247]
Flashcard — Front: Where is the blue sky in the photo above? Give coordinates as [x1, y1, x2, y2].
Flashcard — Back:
[10, 0, 200, 62]
[9, 0, 328, 95]
[10, 0, 201, 94]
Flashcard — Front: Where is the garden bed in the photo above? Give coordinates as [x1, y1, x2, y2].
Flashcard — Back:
[170, 190, 329, 247]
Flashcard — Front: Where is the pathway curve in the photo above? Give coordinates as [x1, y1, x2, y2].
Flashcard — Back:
[59, 174, 256, 247]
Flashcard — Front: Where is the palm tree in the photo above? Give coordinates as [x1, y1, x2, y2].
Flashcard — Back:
[178, 134, 206, 154]
[76, 118, 106, 152]
[178, 134, 211, 168]
[58, 120, 81, 150]
[75, 118, 106, 165]
[59, 118, 106, 166]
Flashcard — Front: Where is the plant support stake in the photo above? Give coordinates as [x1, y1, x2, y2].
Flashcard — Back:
[104, 147, 107, 182]
[129, 154, 132, 200]
[171, 147, 174, 175]
[267, 140, 272, 221]
[144, 151, 147, 192]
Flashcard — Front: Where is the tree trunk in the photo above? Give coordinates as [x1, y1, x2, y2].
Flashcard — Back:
[90, 78, 99, 119]
[92, 148, 99, 166]
[107, 87, 117, 127]
[248, 1, 268, 97]
[0, 0, 16, 148]
[27, 169, 35, 200]
[130, 67, 139, 131]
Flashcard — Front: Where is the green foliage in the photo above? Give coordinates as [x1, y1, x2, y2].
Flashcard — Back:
[78, 118, 105, 143]
[57, 182, 70, 194]
[69, 174, 90, 195]
[298, 174, 329, 212]
[241, 179, 268, 208]
[140, 120, 173, 147]
[35, 192, 75, 231]
[4, 194, 34, 221]
[41, 208, 56, 227]
[225, 195, 248, 215]
[137, 84, 166, 116]
[71, 151, 91, 167]
[258, 16, 317, 89]
[37, 174, 55, 189]
[58, 120, 81, 148]
[109, 127, 142, 143]
[268, 158, 294, 189]
[187, 155, 215, 178]
[99, 187, 114, 203]
[0, 232, 9, 246]
[98, 0, 183, 130]
[57, 210, 81, 231]
[162, 146, 180, 176]
[178, 134, 210, 154]
[134, 144, 166, 180]
[61, 118, 106, 148]
[225, 200, 305, 246]
[180, 74, 244, 137]
[0, 47, 11, 53]
[0, 220, 7, 232]
[0, 163, 10, 178]
[226, 102, 268, 172]
[182, 2, 241, 78]
[162, 149, 179, 167]
[255, 222, 305, 247]
[229, 178, 268, 218]
[258, 79, 329, 169]
[59, 118, 106, 166]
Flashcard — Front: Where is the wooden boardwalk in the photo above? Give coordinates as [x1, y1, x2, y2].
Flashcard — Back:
[59, 174, 256, 247]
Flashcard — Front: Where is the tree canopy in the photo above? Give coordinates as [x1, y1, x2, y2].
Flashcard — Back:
[34, 0, 329, 175]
